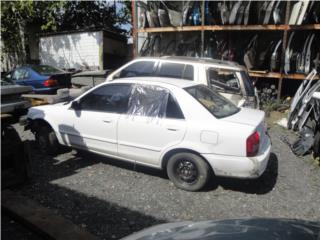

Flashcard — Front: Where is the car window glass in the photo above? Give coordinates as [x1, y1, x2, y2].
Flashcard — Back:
[186, 85, 239, 118]
[157, 63, 194, 80]
[119, 61, 155, 78]
[207, 68, 241, 94]
[32, 65, 64, 75]
[12, 69, 28, 80]
[80, 84, 131, 113]
[157, 63, 184, 79]
[24, 69, 30, 79]
[127, 84, 169, 118]
[166, 94, 184, 119]
[183, 64, 194, 80]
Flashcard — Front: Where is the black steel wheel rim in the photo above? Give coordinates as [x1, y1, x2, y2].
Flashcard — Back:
[175, 159, 198, 184]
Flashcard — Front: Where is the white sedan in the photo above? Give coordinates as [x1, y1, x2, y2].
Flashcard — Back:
[27, 77, 271, 191]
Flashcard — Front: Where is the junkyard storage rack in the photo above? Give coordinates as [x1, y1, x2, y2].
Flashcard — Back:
[132, 1, 320, 99]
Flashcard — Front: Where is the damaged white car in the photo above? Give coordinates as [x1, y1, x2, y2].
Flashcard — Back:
[27, 77, 271, 191]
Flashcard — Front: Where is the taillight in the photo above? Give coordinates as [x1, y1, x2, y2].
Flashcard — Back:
[43, 79, 58, 87]
[246, 131, 260, 157]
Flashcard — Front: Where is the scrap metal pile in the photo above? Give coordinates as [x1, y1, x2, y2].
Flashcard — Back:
[137, 1, 320, 74]
[285, 69, 320, 158]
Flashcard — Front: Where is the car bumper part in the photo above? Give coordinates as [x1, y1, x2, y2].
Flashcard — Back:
[202, 138, 271, 179]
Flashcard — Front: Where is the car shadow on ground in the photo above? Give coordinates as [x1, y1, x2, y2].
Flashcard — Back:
[11, 141, 165, 240]
[9, 141, 278, 239]
[75, 149, 278, 195]
[207, 153, 279, 194]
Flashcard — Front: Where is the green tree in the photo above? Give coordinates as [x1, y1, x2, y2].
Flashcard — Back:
[1, 0, 131, 68]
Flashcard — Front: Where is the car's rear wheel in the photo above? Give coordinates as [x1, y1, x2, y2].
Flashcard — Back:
[35, 125, 60, 155]
[167, 152, 211, 191]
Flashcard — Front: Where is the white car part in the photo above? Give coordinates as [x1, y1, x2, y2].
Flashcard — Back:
[296, 0, 310, 25]
[273, 0, 282, 24]
[263, 0, 276, 24]
[270, 40, 282, 71]
[229, 1, 241, 24]
[313, 91, 320, 100]
[243, 1, 251, 25]
[284, 32, 295, 74]
[289, 1, 303, 25]
[288, 69, 318, 129]
[297, 34, 311, 73]
[296, 81, 320, 131]
[304, 33, 315, 74]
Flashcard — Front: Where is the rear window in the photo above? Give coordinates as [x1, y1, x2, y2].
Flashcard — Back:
[119, 61, 155, 78]
[185, 85, 239, 118]
[157, 63, 194, 80]
[208, 68, 241, 94]
[32, 65, 64, 75]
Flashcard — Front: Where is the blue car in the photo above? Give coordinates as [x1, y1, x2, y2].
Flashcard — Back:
[3, 65, 71, 94]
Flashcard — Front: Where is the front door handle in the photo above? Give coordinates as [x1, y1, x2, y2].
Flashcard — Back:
[102, 119, 112, 123]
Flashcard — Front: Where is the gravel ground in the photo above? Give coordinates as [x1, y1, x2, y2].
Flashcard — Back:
[2, 214, 42, 240]
[6, 123, 320, 239]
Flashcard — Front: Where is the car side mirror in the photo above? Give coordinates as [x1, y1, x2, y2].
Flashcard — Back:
[71, 101, 81, 110]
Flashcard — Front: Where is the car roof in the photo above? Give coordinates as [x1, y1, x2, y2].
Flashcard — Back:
[110, 77, 199, 89]
[134, 56, 244, 70]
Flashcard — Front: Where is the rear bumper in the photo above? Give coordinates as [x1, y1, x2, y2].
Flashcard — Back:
[33, 87, 60, 94]
[202, 138, 271, 179]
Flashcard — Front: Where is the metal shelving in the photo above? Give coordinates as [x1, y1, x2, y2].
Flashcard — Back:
[132, 1, 320, 98]
[136, 24, 320, 33]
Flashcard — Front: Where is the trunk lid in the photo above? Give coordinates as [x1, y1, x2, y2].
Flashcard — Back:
[50, 73, 71, 88]
[222, 107, 265, 127]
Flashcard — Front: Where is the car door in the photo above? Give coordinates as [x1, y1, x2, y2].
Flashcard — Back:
[206, 67, 244, 106]
[61, 83, 132, 156]
[117, 84, 187, 166]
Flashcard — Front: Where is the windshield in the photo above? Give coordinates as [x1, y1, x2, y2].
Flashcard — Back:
[31, 65, 64, 75]
[185, 85, 239, 118]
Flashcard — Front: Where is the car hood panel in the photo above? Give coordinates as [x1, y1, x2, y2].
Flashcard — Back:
[121, 218, 320, 240]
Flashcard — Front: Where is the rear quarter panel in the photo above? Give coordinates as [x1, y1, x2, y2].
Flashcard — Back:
[166, 87, 254, 157]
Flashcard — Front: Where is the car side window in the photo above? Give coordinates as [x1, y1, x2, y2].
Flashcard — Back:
[166, 94, 184, 119]
[79, 84, 131, 113]
[127, 84, 169, 118]
[157, 63, 194, 80]
[119, 61, 156, 78]
[207, 68, 241, 94]
[12, 68, 29, 81]
[183, 64, 194, 80]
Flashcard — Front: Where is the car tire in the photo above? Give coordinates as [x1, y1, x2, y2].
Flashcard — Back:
[167, 152, 211, 191]
[35, 125, 59, 155]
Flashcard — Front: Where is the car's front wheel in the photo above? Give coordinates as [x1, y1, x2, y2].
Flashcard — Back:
[35, 125, 60, 155]
[167, 152, 211, 191]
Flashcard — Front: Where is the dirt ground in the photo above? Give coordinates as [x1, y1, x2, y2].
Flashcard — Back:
[3, 115, 320, 240]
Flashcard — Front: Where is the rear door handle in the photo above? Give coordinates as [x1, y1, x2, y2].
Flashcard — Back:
[167, 128, 178, 131]
[102, 119, 112, 123]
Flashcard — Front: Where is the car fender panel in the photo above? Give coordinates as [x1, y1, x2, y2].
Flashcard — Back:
[200, 131, 218, 145]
